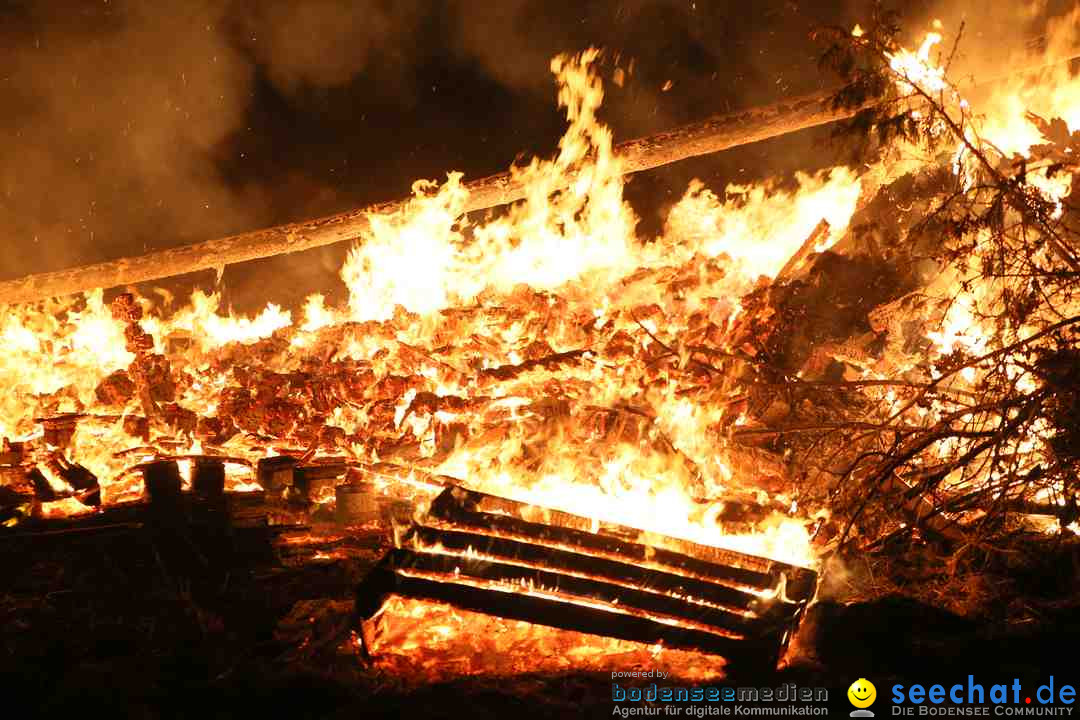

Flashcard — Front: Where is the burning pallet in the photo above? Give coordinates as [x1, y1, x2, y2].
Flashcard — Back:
[356, 485, 817, 673]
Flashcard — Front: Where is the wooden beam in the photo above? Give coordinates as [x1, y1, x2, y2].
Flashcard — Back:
[385, 547, 765, 637]
[357, 565, 756, 658]
[0, 90, 851, 306]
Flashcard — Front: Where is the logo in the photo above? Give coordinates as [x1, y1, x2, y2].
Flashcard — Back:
[848, 678, 877, 717]
[890, 675, 1077, 714]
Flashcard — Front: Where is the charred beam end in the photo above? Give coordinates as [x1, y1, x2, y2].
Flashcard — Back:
[255, 456, 347, 504]
[257, 455, 298, 494]
[336, 481, 379, 525]
[379, 496, 414, 525]
[191, 459, 232, 533]
[140, 459, 183, 518]
[192, 458, 225, 502]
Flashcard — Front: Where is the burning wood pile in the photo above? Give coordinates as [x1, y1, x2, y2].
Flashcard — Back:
[3, 10, 1080, 681]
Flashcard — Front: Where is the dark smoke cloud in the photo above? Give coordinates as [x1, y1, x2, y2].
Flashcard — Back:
[0, 0, 441, 307]
[0, 1, 264, 281]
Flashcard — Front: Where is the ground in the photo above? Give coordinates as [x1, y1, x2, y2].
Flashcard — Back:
[4, 517, 1078, 719]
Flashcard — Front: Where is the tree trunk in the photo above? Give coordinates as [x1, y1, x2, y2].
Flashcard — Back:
[0, 91, 850, 306]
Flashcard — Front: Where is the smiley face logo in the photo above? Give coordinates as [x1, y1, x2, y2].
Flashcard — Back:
[848, 678, 877, 711]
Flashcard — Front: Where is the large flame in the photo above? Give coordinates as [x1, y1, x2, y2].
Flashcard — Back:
[979, 6, 1080, 158]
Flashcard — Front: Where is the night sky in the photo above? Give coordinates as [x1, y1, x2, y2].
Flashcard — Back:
[0, 0, 1057, 311]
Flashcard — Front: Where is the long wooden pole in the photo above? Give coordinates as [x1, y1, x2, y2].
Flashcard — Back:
[2, 49, 1076, 307]
[0, 90, 851, 306]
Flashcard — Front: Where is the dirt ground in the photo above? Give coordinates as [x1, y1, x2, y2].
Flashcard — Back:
[4, 519, 1078, 719]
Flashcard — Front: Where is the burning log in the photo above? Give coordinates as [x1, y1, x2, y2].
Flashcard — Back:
[20, 451, 102, 508]
[27, 468, 59, 502]
[774, 219, 831, 283]
[356, 485, 816, 672]
[0, 91, 853, 305]
[478, 349, 587, 383]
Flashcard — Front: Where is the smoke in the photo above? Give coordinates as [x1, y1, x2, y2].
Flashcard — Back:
[236, 1, 425, 97]
[0, 1, 261, 281]
[448, 0, 849, 136]
[0, 1, 873, 292]
[0, 0, 431, 291]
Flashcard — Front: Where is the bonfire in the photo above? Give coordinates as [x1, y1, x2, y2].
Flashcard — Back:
[2, 5, 1079, 693]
